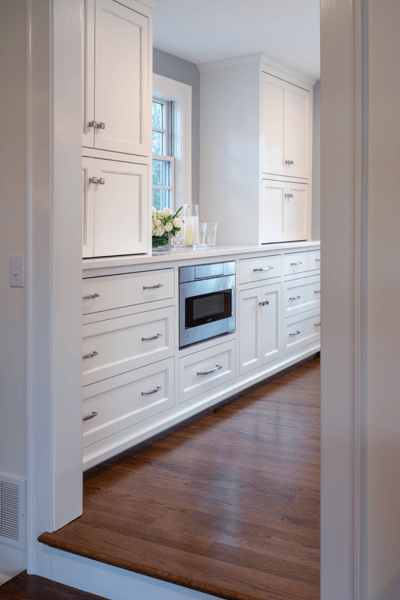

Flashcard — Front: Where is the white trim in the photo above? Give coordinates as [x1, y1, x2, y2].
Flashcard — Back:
[198, 51, 318, 86]
[320, 0, 368, 597]
[153, 74, 192, 208]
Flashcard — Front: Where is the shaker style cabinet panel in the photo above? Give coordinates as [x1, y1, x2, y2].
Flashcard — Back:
[82, 158, 148, 258]
[81, 0, 150, 157]
[239, 283, 281, 376]
[261, 179, 309, 243]
[261, 72, 311, 180]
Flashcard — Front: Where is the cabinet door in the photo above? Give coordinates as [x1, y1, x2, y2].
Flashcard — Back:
[93, 159, 148, 257]
[285, 182, 309, 241]
[82, 157, 95, 258]
[261, 283, 281, 365]
[286, 84, 311, 179]
[94, 0, 150, 156]
[239, 288, 263, 376]
[81, 0, 95, 148]
[261, 73, 288, 177]
[260, 179, 287, 243]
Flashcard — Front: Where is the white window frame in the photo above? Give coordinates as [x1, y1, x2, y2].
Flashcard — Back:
[152, 97, 174, 211]
[152, 74, 192, 210]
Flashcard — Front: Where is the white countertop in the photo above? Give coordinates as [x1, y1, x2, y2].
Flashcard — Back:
[82, 240, 321, 272]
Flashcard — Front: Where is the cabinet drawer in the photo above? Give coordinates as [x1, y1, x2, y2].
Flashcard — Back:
[283, 309, 320, 355]
[179, 340, 236, 405]
[82, 268, 174, 315]
[82, 306, 174, 386]
[239, 254, 282, 285]
[82, 358, 174, 449]
[283, 275, 321, 318]
[283, 250, 320, 276]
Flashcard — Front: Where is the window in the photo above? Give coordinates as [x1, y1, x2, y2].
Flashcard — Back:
[152, 98, 174, 211]
[152, 74, 192, 211]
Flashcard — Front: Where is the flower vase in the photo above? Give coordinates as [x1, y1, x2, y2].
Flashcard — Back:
[152, 232, 170, 252]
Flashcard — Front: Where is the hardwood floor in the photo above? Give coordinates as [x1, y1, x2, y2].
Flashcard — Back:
[0, 571, 106, 599]
[39, 355, 321, 600]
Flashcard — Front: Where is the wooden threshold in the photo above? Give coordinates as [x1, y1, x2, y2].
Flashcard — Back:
[39, 355, 321, 600]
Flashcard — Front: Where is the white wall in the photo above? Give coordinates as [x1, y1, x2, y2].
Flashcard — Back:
[0, 0, 28, 576]
[367, 0, 400, 597]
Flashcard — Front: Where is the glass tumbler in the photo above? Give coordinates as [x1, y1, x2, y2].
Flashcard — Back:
[204, 223, 218, 249]
[193, 223, 207, 250]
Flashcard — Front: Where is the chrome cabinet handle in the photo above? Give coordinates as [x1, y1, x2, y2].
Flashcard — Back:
[289, 330, 301, 336]
[89, 177, 99, 184]
[197, 364, 222, 376]
[141, 385, 162, 396]
[314, 322, 321, 327]
[143, 283, 163, 290]
[259, 301, 270, 306]
[82, 293, 100, 300]
[142, 333, 162, 341]
[289, 295, 301, 300]
[314, 290, 321, 294]
[290, 262, 302, 266]
[254, 267, 273, 272]
[98, 122, 105, 129]
[88, 120, 98, 128]
[83, 411, 98, 421]
[83, 351, 98, 359]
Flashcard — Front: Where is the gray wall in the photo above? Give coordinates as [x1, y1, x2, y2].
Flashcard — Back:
[312, 79, 321, 240]
[153, 48, 200, 205]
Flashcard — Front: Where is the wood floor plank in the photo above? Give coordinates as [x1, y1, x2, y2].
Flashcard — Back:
[0, 571, 107, 600]
[39, 355, 321, 600]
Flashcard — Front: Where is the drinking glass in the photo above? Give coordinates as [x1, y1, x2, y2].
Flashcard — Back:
[204, 223, 217, 249]
[193, 223, 207, 250]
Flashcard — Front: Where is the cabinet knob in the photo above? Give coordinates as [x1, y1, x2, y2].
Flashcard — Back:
[98, 122, 106, 129]
[88, 120, 98, 128]
[99, 178, 106, 185]
[89, 177, 99, 184]
[285, 160, 290, 165]
[289, 160, 294, 165]
[259, 301, 270, 306]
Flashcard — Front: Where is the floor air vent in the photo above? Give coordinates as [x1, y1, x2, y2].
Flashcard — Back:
[0, 474, 25, 549]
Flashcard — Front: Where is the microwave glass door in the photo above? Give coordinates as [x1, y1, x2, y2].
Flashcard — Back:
[185, 290, 232, 329]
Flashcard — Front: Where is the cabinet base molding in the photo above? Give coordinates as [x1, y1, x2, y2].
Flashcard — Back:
[83, 341, 320, 470]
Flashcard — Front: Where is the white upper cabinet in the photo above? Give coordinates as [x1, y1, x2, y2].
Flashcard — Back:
[261, 72, 311, 180]
[82, 0, 150, 157]
[261, 74, 287, 177]
[93, 159, 148, 257]
[261, 179, 309, 244]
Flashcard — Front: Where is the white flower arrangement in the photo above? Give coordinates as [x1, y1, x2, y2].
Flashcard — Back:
[152, 206, 184, 248]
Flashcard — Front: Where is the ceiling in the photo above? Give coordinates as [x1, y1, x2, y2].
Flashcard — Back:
[153, 0, 320, 78]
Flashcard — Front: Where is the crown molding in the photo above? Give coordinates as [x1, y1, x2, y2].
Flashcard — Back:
[198, 51, 319, 86]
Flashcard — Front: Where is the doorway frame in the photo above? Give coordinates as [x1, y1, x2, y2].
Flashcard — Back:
[26, 0, 369, 597]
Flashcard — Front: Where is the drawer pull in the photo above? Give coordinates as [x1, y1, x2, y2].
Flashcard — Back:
[290, 262, 302, 266]
[289, 295, 301, 300]
[142, 333, 162, 341]
[289, 330, 301, 337]
[254, 267, 273, 272]
[314, 322, 321, 327]
[197, 364, 222, 376]
[314, 290, 321, 294]
[83, 351, 98, 359]
[83, 411, 98, 422]
[82, 293, 100, 300]
[143, 283, 163, 290]
[316, 258, 321, 262]
[141, 385, 162, 396]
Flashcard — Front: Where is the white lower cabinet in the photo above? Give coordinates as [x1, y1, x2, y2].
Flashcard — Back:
[178, 340, 236, 405]
[82, 306, 174, 386]
[82, 156, 148, 258]
[239, 283, 282, 376]
[82, 357, 174, 449]
[283, 308, 320, 354]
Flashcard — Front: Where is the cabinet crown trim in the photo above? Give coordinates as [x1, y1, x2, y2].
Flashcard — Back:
[198, 51, 318, 86]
